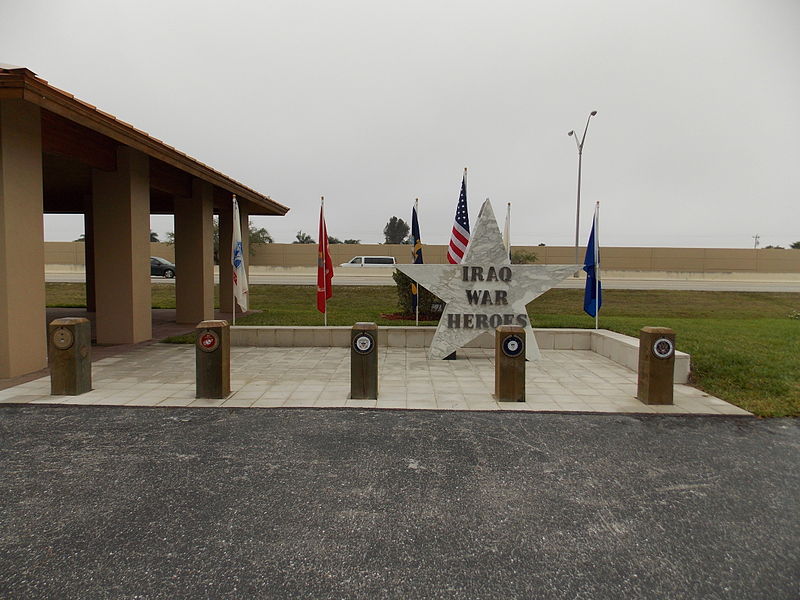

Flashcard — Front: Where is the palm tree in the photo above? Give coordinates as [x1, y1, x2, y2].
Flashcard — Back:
[293, 231, 315, 244]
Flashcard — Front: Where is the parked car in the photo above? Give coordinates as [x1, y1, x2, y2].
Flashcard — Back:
[339, 256, 397, 267]
[150, 257, 176, 278]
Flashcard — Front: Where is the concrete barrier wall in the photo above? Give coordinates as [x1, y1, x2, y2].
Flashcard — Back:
[45, 242, 176, 265]
[150, 242, 175, 262]
[230, 326, 691, 383]
[251, 243, 448, 267]
[252, 244, 800, 273]
[45, 242, 800, 273]
[45, 242, 88, 265]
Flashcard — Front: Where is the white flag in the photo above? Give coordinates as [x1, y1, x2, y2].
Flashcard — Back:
[232, 196, 249, 311]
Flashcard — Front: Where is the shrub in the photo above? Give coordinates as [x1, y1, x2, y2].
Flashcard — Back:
[511, 250, 538, 264]
[392, 270, 444, 318]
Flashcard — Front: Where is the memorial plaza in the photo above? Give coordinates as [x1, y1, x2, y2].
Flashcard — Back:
[0, 327, 749, 416]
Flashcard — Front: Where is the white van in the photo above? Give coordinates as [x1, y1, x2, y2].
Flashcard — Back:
[340, 256, 397, 267]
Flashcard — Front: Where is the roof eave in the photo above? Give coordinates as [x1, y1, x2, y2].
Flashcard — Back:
[0, 68, 288, 216]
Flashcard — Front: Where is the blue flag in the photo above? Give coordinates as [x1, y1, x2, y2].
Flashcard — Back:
[410, 202, 423, 310]
[583, 211, 601, 317]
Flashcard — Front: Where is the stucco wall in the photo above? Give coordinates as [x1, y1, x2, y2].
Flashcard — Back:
[45, 242, 800, 273]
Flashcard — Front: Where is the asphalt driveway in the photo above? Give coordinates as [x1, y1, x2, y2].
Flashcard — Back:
[1, 407, 798, 599]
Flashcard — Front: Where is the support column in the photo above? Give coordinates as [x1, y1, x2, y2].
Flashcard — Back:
[174, 179, 214, 323]
[218, 201, 233, 313]
[0, 100, 46, 378]
[91, 147, 152, 344]
[83, 197, 96, 313]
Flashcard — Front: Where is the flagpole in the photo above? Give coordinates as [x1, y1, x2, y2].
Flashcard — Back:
[415, 198, 420, 327]
[505, 202, 511, 261]
[322, 196, 327, 327]
[232, 196, 236, 327]
[595, 201, 600, 330]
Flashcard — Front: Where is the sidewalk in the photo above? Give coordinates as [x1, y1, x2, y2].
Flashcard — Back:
[43, 265, 800, 291]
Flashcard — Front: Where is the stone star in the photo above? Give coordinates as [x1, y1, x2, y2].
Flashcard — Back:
[396, 200, 579, 360]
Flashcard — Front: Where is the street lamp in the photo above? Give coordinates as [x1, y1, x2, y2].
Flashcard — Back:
[568, 110, 598, 269]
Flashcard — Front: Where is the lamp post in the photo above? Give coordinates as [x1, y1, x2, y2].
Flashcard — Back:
[568, 110, 598, 269]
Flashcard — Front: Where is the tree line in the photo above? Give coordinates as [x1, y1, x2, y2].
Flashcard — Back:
[76, 223, 800, 250]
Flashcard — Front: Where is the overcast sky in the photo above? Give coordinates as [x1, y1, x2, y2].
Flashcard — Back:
[2, 0, 798, 248]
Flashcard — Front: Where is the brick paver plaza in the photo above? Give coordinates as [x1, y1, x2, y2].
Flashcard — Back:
[0, 345, 750, 415]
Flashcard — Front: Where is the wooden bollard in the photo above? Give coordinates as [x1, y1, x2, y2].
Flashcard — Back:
[196, 320, 230, 399]
[495, 325, 525, 402]
[351, 322, 378, 399]
[637, 327, 676, 405]
[48, 317, 92, 395]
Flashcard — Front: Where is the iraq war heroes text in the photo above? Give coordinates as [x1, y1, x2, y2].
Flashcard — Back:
[447, 266, 528, 330]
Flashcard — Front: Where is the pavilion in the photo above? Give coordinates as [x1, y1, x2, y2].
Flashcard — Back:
[0, 65, 288, 378]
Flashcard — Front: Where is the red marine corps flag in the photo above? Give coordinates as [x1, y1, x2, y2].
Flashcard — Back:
[317, 197, 334, 323]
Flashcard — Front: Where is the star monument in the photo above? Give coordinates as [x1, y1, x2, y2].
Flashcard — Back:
[396, 200, 579, 360]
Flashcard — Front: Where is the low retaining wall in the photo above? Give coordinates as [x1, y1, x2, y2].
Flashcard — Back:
[230, 326, 691, 384]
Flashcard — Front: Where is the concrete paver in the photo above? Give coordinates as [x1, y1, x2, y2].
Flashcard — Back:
[0, 345, 750, 415]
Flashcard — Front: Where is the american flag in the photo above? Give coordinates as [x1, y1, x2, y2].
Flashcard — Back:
[447, 171, 470, 264]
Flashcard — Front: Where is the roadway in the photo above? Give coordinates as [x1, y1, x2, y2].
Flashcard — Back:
[45, 271, 800, 292]
[2, 407, 798, 599]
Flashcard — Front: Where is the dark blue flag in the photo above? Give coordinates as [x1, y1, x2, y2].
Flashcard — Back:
[411, 202, 423, 310]
[583, 212, 602, 317]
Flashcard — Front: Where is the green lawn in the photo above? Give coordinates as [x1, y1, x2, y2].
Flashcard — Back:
[46, 283, 800, 417]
